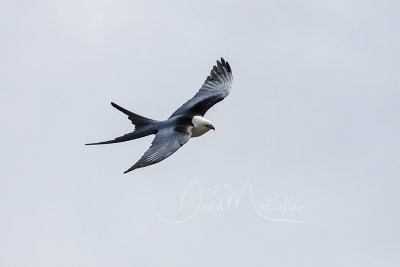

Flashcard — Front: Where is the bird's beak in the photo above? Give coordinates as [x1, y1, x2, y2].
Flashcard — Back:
[210, 125, 215, 131]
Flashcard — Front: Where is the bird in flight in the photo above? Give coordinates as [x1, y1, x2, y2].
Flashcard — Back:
[86, 57, 233, 173]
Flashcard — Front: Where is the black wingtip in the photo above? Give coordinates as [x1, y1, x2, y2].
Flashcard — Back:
[226, 61, 231, 73]
[218, 57, 231, 74]
[123, 162, 142, 173]
[123, 167, 135, 174]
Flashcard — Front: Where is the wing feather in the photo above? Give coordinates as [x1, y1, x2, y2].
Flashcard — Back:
[169, 57, 233, 118]
[124, 127, 191, 173]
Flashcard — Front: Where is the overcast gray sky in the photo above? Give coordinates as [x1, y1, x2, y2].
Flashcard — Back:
[1, 0, 399, 266]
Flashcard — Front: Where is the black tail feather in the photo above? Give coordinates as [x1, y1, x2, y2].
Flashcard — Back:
[85, 128, 157, 146]
[111, 102, 156, 128]
[86, 102, 158, 146]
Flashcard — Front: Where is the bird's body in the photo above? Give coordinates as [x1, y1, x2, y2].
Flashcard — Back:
[86, 57, 233, 173]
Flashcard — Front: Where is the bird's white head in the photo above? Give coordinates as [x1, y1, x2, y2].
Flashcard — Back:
[191, 116, 215, 137]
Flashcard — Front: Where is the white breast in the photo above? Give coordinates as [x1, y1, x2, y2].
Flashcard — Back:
[191, 126, 208, 138]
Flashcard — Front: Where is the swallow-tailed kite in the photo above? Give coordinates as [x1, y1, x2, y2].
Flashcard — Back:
[86, 57, 233, 173]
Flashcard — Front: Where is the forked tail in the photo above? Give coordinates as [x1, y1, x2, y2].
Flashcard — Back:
[85, 102, 158, 145]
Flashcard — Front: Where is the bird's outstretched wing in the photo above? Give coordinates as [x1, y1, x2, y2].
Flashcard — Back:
[169, 57, 233, 118]
[124, 127, 192, 173]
